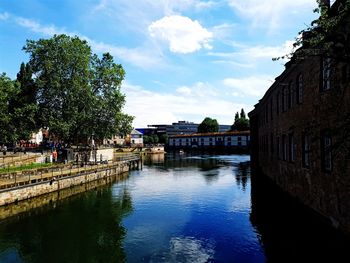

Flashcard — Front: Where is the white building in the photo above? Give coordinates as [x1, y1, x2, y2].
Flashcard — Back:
[129, 129, 143, 146]
[168, 131, 250, 149]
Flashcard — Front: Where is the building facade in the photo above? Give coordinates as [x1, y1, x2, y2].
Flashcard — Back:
[148, 121, 231, 137]
[249, 0, 350, 233]
[168, 131, 250, 151]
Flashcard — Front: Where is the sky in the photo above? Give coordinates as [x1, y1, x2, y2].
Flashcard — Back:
[0, 0, 319, 128]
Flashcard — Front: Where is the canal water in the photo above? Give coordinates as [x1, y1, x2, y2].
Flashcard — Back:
[0, 153, 349, 262]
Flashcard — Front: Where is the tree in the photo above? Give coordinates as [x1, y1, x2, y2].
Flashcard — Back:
[240, 108, 246, 119]
[159, 134, 168, 144]
[0, 74, 17, 143]
[235, 112, 239, 122]
[90, 53, 132, 140]
[23, 34, 133, 143]
[10, 63, 38, 141]
[274, 0, 350, 62]
[197, 117, 219, 133]
[231, 108, 249, 131]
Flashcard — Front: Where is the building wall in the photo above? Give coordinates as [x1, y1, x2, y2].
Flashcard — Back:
[249, 52, 350, 232]
[168, 132, 250, 150]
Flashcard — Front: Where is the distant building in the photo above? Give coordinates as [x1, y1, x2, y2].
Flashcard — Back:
[167, 131, 250, 151]
[249, 0, 350, 234]
[146, 121, 231, 137]
[125, 129, 143, 147]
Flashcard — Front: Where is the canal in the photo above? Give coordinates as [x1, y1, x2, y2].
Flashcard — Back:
[0, 153, 349, 262]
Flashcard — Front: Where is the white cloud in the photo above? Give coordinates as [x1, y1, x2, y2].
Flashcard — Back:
[208, 40, 295, 67]
[149, 15, 213, 54]
[10, 14, 163, 69]
[15, 17, 68, 35]
[227, 0, 316, 31]
[0, 12, 10, 20]
[238, 41, 295, 60]
[176, 86, 192, 96]
[223, 75, 273, 97]
[122, 81, 250, 127]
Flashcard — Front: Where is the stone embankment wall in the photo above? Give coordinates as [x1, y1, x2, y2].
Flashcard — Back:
[0, 173, 129, 220]
[0, 162, 130, 207]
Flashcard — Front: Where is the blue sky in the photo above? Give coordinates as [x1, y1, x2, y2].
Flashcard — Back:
[0, 0, 318, 127]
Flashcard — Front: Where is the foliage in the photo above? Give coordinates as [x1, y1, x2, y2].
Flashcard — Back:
[143, 134, 163, 144]
[23, 34, 133, 143]
[273, 0, 350, 61]
[11, 63, 39, 141]
[197, 117, 219, 133]
[231, 108, 249, 131]
[0, 74, 17, 143]
[159, 134, 168, 144]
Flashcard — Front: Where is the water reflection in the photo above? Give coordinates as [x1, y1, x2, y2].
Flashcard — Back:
[1, 154, 348, 262]
[0, 185, 132, 263]
[250, 171, 350, 262]
[234, 161, 250, 191]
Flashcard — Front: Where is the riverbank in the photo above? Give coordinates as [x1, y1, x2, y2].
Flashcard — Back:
[0, 154, 140, 207]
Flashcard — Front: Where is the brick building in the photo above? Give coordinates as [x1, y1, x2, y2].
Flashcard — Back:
[249, 0, 350, 233]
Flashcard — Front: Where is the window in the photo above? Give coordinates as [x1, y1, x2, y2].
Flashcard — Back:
[282, 87, 288, 112]
[321, 133, 332, 172]
[322, 57, 332, 91]
[270, 133, 274, 156]
[296, 74, 303, 104]
[282, 135, 287, 161]
[277, 136, 281, 159]
[270, 99, 273, 120]
[302, 133, 310, 168]
[288, 82, 293, 109]
[289, 133, 296, 162]
[276, 92, 280, 115]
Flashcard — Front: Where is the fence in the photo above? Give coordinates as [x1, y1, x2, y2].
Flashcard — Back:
[0, 153, 140, 191]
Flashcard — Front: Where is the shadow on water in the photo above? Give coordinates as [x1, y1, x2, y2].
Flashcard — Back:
[0, 183, 133, 263]
[250, 170, 350, 263]
[234, 161, 250, 192]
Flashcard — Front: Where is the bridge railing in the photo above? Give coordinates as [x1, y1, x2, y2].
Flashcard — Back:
[114, 153, 140, 162]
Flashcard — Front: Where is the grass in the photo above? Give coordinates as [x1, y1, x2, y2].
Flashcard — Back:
[0, 162, 53, 175]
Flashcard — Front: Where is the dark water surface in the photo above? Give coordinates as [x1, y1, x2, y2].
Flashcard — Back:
[0, 153, 349, 262]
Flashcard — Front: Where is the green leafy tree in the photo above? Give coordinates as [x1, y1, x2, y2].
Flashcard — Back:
[152, 135, 159, 144]
[274, 0, 350, 62]
[197, 117, 219, 133]
[10, 63, 38, 140]
[90, 53, 133, 140]
[0, 74, 17, 143]
[23, 34, 133, 143]
[231, 108, 250, 131]
[159, 134, 168, 144]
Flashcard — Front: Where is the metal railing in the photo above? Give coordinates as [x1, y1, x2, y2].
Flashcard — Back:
[0, 154, 141, 191]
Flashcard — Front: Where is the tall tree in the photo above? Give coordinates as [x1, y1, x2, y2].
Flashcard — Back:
[10, 63, 38, 141]
[231, 108, 249, 131]
[23, 34, 133, 143]
[197, 117, 219, 133]
[0, 74, 17, 143]
[90, 53, 132, 140]
[240, 109, 246, 119]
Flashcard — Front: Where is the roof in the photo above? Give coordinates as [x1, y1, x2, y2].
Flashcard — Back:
[169, 130, 250, 138]
[131, 129, 143, 135]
